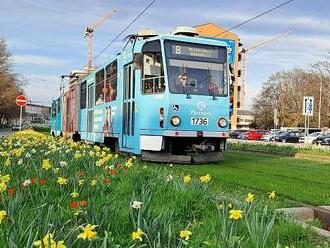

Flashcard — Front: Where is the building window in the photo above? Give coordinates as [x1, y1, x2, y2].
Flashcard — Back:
[238, 70, 242, 77]
[80, 81, 87, 109]
[237, 101, 241, 108]
[95, 69, 105, 105]
[105, 60, 117, 102]
[141, 41, 165, 94]
[238, 86, 241, 91]
[238, 53, 242, 61]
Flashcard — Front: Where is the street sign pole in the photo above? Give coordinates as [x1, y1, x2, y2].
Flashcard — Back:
[19, 106, 23, 131]
[16, 95, 27, 131]
[304, 115, 307, 137]
[303, 96, 314, 137]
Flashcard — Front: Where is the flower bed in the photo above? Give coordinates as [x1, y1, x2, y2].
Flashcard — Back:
[0, 131, 327, 247]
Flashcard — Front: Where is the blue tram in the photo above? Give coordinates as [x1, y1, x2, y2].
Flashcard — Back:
[51, 29, 233, 163]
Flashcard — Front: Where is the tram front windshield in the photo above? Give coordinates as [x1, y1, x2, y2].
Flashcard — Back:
[165, 40, 228, 97]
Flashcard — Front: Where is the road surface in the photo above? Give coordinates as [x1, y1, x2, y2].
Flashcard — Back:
[0, 128, 13, 138]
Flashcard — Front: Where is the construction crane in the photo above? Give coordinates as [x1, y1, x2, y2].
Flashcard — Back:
[84, 9, 117, 70]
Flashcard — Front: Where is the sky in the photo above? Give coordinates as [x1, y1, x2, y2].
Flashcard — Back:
[1, 0, 330, 109]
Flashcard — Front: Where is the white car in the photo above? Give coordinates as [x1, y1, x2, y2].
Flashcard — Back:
[300, 132, 322, 144]
[261, 133, 276, 141]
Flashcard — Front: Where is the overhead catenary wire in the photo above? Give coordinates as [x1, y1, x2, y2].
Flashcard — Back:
[90, 0, 157, 66]
[249, 11, 324, 56]
[213, 0, 295, 37]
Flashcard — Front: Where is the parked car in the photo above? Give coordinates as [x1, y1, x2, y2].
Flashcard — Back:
[312, 133, 330, 145]
[261, 131, 284, 141]
[237, 130, 248, 140]
[230, 130, 246, 139]
[275, 131, 303, 143]
[11, 123, 29, 131]
[245, 130, 269, 140]
[320, 134, 330, 146]
[299, 132, 322, 144]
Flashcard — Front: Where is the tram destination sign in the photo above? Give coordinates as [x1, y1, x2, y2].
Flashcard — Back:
[172, 44, 219, 59]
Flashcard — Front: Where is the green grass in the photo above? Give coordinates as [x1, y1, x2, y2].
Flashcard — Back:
[1, 132, 330, 247]
[228, 141, 330, 157]
[173, 151, 330, 206]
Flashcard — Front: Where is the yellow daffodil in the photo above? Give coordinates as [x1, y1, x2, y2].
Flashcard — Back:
[183, 175, 192, 184]
[57, 177, 68, 185]
[131, 229, 144, 241]
[229, 209, 243, 220]
[57, 241, 66, 248]
[77, 224, 97, 240]
[245, 193, 254, 203]
[227, 203, 233, 209]
[0, 210, 7, 224]
[126, 159, 133, 168]
[0, 182, 7, 193]
[200, 174, 211, 183]
[78, 179, 85, 186]
[42, 159, 52, 170]
[74, 153, 82, 159]
[90, 179, 97, 186]
[33, 233, 56, 248]
[70, 192, 79, 198]
[0, 174, 10, 183]
[94, 145, 101, 152]
[269, 191, 276, 199]
[179, 230, 192, 240]
[53, 167, 60, 174]
[5, 157, 11, 167]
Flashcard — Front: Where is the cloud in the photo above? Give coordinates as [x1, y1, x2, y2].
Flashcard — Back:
[23, 74, 61, 104]
[12, 55, 69, 66]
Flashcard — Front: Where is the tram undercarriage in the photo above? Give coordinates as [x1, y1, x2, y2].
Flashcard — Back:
[141, 137, 226, 164]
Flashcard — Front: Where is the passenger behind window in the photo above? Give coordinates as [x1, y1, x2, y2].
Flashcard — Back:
[105, 85, 117, 102]
[96, 94, 104, 105]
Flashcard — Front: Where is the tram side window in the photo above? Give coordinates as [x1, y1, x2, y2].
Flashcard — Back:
[80, 81, 87, 109]
[95, 69, 105, 105]
[141, 41, 165, 94]
[57, 99, 61, 114]
[51, 101, 56, 117]
[105, 61, 117, 102]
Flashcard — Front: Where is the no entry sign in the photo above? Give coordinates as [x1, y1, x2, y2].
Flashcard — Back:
[16, 95, 27, 107]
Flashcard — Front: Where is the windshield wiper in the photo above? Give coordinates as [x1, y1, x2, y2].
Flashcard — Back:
[179, 65, 191, 99]
[207, 68, 217, 100]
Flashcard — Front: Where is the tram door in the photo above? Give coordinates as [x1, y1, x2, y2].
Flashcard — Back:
[122, 63, 135, 149]
[87, 84, 94, 141]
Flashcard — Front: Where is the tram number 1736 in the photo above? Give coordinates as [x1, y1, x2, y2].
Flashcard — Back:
[191, 117, 208, 126]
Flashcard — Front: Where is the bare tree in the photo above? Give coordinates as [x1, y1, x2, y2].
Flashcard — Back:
[252, 66, 330, 129]
[0, 38, 24, 127]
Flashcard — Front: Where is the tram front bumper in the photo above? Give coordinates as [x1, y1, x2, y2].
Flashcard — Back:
[162, 130, 229, 138]
[141, 150, 223, 164]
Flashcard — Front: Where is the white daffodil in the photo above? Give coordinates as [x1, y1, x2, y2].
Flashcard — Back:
[131, 201, 143, 209]
[166, 174, 173, 182]
[22, 179, 31, 187]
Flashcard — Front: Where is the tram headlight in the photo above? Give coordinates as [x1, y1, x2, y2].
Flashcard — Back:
[218, 118, 228, 128]
[170, 116, 181, 126]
